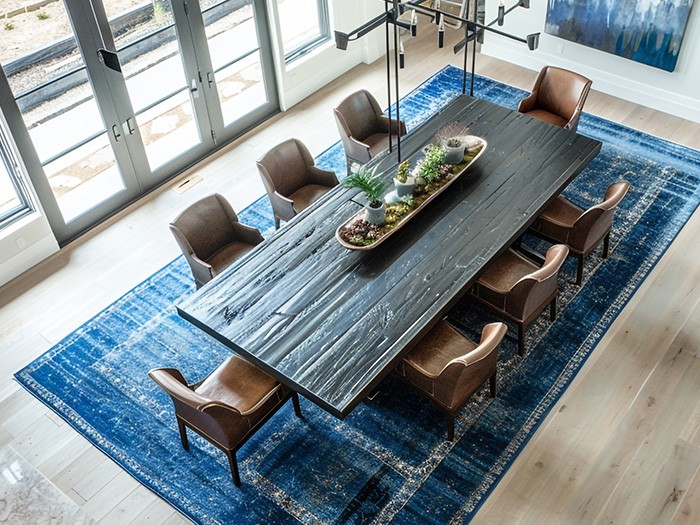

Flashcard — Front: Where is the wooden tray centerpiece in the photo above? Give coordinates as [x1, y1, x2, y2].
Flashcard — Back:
[336, 135, 487, 250]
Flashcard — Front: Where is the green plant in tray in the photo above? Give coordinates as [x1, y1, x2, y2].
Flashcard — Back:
[396, 160, 411, 183]
[341, 166, 385, 206]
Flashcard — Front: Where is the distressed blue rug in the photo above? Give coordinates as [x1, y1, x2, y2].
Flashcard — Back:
[15, 65, 700, 524]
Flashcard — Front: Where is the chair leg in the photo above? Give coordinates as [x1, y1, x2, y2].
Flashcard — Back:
[490, 373, 497, 397]
[227, 450, 241, 487]
[292, 392, 302, 418]
[274, 216, 280, 230]
[550, 295, 557, 321]
[177, 418, 189, 451]
[446, 412, 455, 442]
[518, 322, 526, 356]
[603, 232, 611, 258]
[576, 254, 584, 285]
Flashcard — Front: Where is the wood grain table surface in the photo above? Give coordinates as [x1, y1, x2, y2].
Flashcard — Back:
[176, 94, 602, 418]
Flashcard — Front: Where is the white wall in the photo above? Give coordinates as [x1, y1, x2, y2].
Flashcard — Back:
[0, 212, 58, 287]
[480, 0, 700, 123]
[267, 0, 385, 110]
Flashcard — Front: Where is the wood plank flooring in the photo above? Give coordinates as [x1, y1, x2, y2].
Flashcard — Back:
[1, 24, 699, 524]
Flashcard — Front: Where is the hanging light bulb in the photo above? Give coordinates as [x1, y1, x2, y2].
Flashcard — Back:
[399, 38, 405, 69]
[498, 0, 505, 26]
[438, 14, 445, 48]
[410, 9, 417, 37]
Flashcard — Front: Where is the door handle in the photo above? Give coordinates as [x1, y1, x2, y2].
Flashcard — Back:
[190, 78, 199, 98]
[125, 117, 136, 135]
[207, 72, 215, 88]
[112, 124, 121, 141]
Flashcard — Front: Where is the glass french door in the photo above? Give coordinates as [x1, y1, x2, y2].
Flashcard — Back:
[187, 0, 278, 139]
[0, 0, 277, 243]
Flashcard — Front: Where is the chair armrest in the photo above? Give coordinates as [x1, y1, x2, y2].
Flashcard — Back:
[231, 222, 264, 245]
[377, 115, 407, 135]
[564, 108, 583, 131]
[517, 91, 538, 113]
[307, 166, 339, 187]
[270, 191, 296, 222]
[345, 137, 372, 164]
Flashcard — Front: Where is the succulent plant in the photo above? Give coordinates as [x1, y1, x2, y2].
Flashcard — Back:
[435, 121, 470, 148]
[446, 137, 462, 148]
[415, 144, 446, 183]
[396, 160, 411, 183]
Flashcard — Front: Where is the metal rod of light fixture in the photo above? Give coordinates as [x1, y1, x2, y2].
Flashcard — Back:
[334, 0, 538, 162]
[385, 2, 393, 155]
[392, 0, 401, 161]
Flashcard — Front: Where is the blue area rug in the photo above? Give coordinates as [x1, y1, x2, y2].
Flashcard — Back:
[15, 65, 700, 524]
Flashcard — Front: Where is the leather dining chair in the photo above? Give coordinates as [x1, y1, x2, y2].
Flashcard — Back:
[471, 244, 569, 356]
[170, 193, 264, 289]
[530, 180, 631, 284]
[149, 355, 302, 487]
[517, 66, 592, 132]
[333, 89, 407, 171]
[256, 138, 339, 229]
[395, 320, 507, 441]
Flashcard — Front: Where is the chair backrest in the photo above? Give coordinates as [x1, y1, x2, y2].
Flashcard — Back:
[333, 90, 382, 143]
[534, 66, 592, 125]
[257, 138, 313, 198]
[170, 194, 239, 262]
[507, 244, 569, 318]
[440, 322, 507, 407]
[570, 181, 631, 252]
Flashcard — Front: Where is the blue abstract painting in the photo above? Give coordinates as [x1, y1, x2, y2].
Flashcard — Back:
[545, 0, 695, 72]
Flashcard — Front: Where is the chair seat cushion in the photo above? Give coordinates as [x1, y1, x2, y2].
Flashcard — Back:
[477, 248, 539, 293]
[289, 184, 333, 213]
[364, 133, 400, 158]
[208, 242, 256, 277]
[540, 196, 583, 227]
[196, 355, 279, 413]
[523, 109, 569, 128]
[404, 320, 477, 377]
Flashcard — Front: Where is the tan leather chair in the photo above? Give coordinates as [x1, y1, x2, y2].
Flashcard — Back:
[530, 181, 630, 284]
[517, 66, 592, 132]
[395, 321, 507, 441]
[256, 138, 339, 229]
[471, 244, 569, 356]
[149, 355, 301, 487]
[333, 89, 407, 170]
[170, 194, 263, 289]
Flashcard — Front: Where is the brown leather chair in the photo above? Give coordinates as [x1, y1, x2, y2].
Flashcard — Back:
[256, 138, 339, 229]
[333, 89, 407, 170]
[471, 244, 569, 356]
[517, 66, 592, 132]
[395, 321, 507, 441]
[149, 355, 301, 487]
[170, 194, 263, 289]
[530, 181, 630, 284]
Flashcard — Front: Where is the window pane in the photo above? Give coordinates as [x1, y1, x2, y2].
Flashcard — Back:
[0, 117, 32, 226]
[0, 160, 23, 217]
[277, 0, 329, 61]
[0, 1, 126, 223]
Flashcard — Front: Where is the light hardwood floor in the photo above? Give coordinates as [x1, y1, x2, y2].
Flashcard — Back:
[1, 24, 699, 524]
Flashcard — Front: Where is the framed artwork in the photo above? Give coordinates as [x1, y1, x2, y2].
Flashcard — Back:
[545, 0, 695, 72]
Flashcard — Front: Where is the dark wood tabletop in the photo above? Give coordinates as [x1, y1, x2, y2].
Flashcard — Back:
[176, 94, 602, 418]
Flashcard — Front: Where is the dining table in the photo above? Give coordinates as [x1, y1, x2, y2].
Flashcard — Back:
[176, 93, 602, 419]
